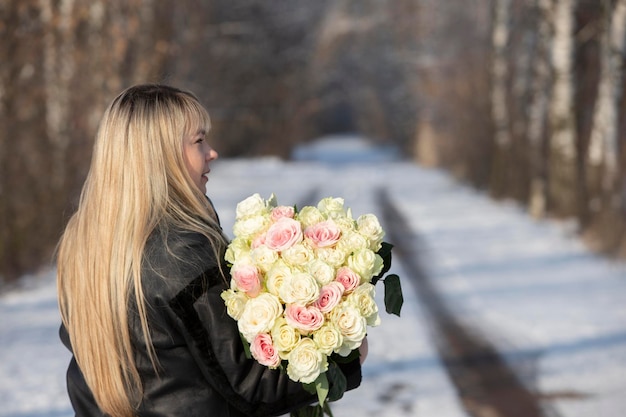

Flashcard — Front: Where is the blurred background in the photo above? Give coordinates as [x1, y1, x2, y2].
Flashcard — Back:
[1, 0, 626, 283]
[2, 2, 626, 417]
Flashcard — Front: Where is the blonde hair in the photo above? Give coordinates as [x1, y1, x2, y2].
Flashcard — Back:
[57, 84, 227, 417]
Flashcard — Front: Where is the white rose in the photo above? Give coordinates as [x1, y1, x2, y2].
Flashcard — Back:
[337, 230, 368, 255]
[238, 293, 283, 343]
[279, 272, 320, 305]
[233, 215, 269, 239]
[306, 259, 335, 286]
[271, 317, 301, 359]
[315, 247, 347, 268]
[317, 197, 347, 219]
[373, 254, 384, 277]
[220, 289, 248, 320]
[297, 206, 326, 228]
[286, 338, 328, 384]
[333, 216, 356, 234]
[330, 302, 367, 356]
[357, 214, 385, 252]
[313, 323, 343, 356]
[281, 243, 314, 266]
[266, 260, 292, 300]
[250, 245, 279, 273]
[236, 193, 268, 219]
[347, 248, 384, 282]
[347, 283, 381, 326]
[225, 237, 250, 264]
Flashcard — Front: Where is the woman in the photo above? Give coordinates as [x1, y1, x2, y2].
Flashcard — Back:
[56, 84, 362, 417]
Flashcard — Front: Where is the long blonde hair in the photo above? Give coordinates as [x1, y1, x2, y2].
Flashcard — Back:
[57, 84, 227, 417]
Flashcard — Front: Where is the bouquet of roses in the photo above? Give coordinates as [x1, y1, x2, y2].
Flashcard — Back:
[221, 193, 402, 413]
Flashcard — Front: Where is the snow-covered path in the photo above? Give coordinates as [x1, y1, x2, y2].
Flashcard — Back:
[1, 157, 625, 417]
[383, 163, 626, 417]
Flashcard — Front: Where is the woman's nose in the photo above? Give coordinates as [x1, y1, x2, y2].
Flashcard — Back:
[208, 147, 218, 161]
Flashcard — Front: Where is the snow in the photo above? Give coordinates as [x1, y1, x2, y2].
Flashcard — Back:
[291, 134, 401, 164]
[1, 138, 626, 417]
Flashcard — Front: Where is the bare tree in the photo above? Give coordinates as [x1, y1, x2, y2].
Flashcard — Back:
[588, 0, 626, 193]
[547, 0, 578, 216]
[527, 0, 553, 218]
[489, 0, 513, 197]
[0, 0, 176, 282]
[491, 0, 512, 149]
[3, 0, 626, 281]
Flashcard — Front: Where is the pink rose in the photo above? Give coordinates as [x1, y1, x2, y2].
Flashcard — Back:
[285, 304, 324, 333]
[250, 333, 281, 368]
[314, 282, 345, 314]
[335, 266, 360, 293]
[265, 218, 303, 251]
[304, 220, 342, 248]
[232, 264, 262, 297]
[251, 233, 266, 249]
[271, 206, 295, 221]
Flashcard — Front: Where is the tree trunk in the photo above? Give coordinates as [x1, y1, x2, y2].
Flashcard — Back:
[547, 0, 578, 217]
[527, 0, 553, 218]
[491, 0, 512, 148]
[587, 0, 626, 192]
[489, 0, 513, 198]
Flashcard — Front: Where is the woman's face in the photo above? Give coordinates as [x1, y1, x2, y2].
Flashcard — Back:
[183, 129, 218, 194]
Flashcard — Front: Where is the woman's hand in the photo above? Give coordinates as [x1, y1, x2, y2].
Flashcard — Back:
[359, 337, 368, 364]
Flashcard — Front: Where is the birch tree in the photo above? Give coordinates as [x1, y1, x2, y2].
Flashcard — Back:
[489, 0, 513, 197]
[491, 0, 512, 149]
[547, 0, 578, 216]
[527, 0, 553, 218]
[587, 0, 626, 193]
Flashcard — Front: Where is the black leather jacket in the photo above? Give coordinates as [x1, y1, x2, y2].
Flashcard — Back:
[60, 225, 362, 417]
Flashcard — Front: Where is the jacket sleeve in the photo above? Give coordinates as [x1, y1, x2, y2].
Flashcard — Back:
[166, 264, 362, 417]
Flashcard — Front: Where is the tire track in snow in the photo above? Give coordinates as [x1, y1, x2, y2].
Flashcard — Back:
[378, 188, 559, 417]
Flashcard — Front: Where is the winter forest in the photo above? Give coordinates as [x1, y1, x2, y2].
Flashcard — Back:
[1, 0, 626, 283]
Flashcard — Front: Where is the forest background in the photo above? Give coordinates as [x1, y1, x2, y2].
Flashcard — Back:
[1, 0, 625, 284]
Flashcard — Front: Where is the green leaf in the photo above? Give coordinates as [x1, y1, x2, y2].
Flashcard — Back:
[384, 274, 403, 316]
[302, 381, 317, 395]
[326, 362, 347, 402]
[314, 373, 329, 406]
[372, 242, 394, 285]
[322, 402, 335, 417]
